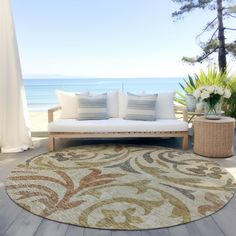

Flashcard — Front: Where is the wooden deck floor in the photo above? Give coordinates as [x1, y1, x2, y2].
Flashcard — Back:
[0, 134, 236, 236]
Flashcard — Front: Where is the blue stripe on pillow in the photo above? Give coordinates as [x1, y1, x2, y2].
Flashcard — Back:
[125, 93, 157, 121]
[78, 94, 109, 120]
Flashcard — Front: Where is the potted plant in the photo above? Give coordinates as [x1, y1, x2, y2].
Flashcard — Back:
[178, 75, 197, 112]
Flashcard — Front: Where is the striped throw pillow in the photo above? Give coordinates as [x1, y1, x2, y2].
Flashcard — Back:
[77, 94, 109, 120]
[125, 93, 157, 121]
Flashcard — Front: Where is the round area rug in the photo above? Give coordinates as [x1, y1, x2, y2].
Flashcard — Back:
[5, 145, 236, 230]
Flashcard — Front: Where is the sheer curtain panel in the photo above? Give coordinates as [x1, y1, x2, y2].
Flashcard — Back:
[0, 0, 33, 153]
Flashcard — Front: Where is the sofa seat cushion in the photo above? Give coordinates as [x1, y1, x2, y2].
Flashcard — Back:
[48, 118, 188, 133]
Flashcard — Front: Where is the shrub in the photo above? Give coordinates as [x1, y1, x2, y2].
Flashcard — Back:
[176, 67, 229, 106]
[176, 67, 236, 118]
[223, 76, 236, 118]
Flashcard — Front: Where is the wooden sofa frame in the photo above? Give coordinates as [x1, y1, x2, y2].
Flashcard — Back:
[48, 105, 189, 151]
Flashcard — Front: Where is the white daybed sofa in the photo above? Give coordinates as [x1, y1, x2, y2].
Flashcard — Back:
[48, 90, 189, 151]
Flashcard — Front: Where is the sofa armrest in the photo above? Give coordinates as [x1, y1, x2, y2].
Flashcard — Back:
[174, 105, 188, 122]
[48, 106, 61, 123]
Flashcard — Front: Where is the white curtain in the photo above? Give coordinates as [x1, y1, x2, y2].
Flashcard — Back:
[0, 0, 33, 153]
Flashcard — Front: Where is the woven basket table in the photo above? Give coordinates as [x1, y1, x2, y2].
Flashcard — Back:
[193, 116, 235, 158]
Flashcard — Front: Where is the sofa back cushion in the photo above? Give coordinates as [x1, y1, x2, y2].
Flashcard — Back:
[124, 93, 157, 121]
[156, 91, 176, 119]
[56, 90, 88, 119]
[77, 93, 109, 120]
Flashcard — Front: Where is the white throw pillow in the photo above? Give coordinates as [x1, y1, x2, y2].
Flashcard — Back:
[118, 92, 128, 118]
[156, 91, 176, 119]
[56, 90, 88, 119]
[107, 90, 119, 118]
[90, 90, 119, 118]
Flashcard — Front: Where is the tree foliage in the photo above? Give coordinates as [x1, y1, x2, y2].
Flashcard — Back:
[172, 0, 236, 71]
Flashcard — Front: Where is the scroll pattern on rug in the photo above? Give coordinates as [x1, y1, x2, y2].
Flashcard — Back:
[5, 145, 236, 230]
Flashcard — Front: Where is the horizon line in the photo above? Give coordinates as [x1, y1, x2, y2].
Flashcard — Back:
[23, 75, 185, 79]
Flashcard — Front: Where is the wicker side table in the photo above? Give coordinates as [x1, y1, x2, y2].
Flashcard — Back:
[193, 116, 235, 157]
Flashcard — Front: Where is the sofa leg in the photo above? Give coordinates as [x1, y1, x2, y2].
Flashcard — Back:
[182, 134, 189, 150]
[48, 136, 55, 152]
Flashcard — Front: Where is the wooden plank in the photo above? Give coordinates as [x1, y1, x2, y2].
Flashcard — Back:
[112, 230, 141, 236]
[34, 219, 68, 236]
[0, 187, 23, 234]
[141, 228, 169, 236]
[84, 228, 112, 236]
[0, 207, 22, 236]
[212, 204, 236, 236]
[185, 222, 206, 236]
[3, 210, 42, 236]
[195, 216, 224, 236]
[168, 225, 189, 236]
[168, 222, 201, 236]
[226, 194, 236, 211]
[65, 225, 84, 236]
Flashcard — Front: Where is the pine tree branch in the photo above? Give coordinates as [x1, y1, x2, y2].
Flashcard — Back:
[172, 3, 202, 17]
[226, 13, 236, 18]
[203, 17, 218, 31]
[224, 27, 236, 31]
[197, 17, 218, 38]
[209, 28, 218, 42]
[172, 0, 213, 18]
[182, 46, 218, 64]
[196, 47, 218, 62]
[226, 41, 236, 57]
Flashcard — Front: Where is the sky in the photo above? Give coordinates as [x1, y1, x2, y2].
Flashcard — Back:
[11, 0, 236, 78]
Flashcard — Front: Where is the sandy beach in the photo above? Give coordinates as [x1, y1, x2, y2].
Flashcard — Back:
[29, 111, 48, 132]
[29, 111, 60, 132]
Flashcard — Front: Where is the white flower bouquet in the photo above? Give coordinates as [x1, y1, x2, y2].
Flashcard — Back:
[193, 85, 231, 119]
[193, 85, 231, 101]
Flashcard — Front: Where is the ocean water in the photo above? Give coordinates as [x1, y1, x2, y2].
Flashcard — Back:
[23, 78, 184, 111]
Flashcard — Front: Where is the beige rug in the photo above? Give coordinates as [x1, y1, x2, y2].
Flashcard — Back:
[5, 145, 236, 230]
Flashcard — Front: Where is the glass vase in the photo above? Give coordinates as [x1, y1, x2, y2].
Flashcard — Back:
[204, 101, 222, 120]
[185, 94, 197, 112]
